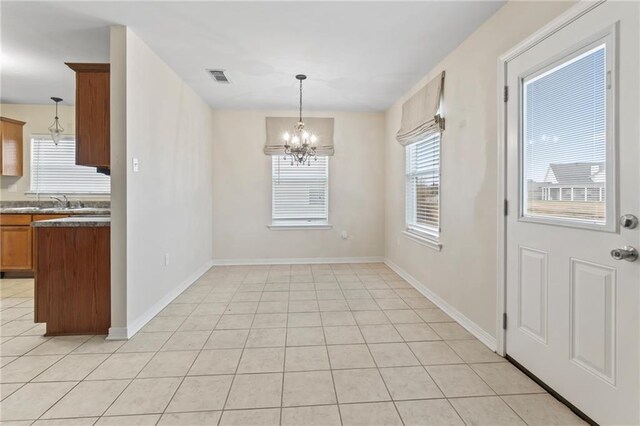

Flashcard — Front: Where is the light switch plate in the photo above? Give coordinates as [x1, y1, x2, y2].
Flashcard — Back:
[132, 158, 139, 172]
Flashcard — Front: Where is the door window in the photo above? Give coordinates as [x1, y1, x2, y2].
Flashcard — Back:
[521, 41, 613, 228]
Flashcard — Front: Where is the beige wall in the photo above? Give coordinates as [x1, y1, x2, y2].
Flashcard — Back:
[212, 110, 385, 263]
[384, 1, 574, 344]
[109, 26, 128, 334]
[0, 103, 81, 201]
[109, 27, 215, 337]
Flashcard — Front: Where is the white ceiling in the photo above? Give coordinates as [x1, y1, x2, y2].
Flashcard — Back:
[1, 1, 504, 111]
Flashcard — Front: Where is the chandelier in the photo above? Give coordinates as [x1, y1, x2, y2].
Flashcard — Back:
[282, 74, 317, 166]
[48, 97, 64, 145]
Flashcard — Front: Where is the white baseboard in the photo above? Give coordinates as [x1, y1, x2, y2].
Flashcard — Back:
[105, 327, 128, 341]
[384, 258, 497, 351]
[107, 259, 214, 340]
[212, 256, 384, 266]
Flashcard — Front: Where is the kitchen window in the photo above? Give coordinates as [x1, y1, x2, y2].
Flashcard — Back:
[30, 136, 110, 194]
[405, 133, 440, 242]
[270, 155, 329, 228]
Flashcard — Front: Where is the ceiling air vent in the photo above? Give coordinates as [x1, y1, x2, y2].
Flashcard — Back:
[206, 69, 230, 83]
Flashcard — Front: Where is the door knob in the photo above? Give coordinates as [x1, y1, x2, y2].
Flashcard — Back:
[610, 246, 638, 262]
[620, 214, 638, 229]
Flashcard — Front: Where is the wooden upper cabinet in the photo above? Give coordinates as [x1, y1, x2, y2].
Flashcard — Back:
[0, 117, 26, 176]
[66, 63, 110, 169]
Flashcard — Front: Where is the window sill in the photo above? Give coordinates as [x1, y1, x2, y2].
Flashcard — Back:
[402, 230, 442, 251]
[268, 222, 333, 231]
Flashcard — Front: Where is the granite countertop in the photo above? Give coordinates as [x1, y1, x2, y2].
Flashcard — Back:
[0, 201, 110, 216]
[1, 207, 110, 215]
[32, 216, 111, 228]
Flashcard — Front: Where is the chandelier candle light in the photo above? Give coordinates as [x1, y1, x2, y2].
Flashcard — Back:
[48, 97, 64, 145]
[282, 74, 318, 166]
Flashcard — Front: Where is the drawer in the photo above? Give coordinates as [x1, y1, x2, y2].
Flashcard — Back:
[0, 214, 32, 225]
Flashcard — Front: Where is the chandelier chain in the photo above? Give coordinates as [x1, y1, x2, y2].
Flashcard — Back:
[299, 78, 303, 123]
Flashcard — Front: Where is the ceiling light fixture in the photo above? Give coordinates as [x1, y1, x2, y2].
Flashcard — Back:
[283, 74, 317, 166]
[48, 97, 64, 145]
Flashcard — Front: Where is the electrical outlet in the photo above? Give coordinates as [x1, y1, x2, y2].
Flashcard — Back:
[164, 254, 169, 266]
[341, 231, 349, 240]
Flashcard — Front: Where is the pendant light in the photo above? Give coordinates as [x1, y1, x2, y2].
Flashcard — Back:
[48, 97, 64, 145]
[282, 74, 318, 166]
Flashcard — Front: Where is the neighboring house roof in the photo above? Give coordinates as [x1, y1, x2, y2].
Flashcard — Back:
[544, 162, 605, 184]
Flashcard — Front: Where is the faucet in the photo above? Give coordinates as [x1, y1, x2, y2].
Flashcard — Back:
[50, 195, 70, 209]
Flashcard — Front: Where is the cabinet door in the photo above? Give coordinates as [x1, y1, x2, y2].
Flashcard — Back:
[67, 63, 110, 168]
[0, 118, 25, 176]
[0, 226, 32, 270]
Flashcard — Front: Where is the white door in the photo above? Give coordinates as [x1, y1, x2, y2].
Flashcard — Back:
[505, 2, 639, 425]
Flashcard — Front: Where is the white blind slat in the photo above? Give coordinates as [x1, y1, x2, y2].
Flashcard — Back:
[523, 43, 607, 224]
[272, 156, 328, 222]
[30, 136, 110, 194]
[406, 133, 440, 237]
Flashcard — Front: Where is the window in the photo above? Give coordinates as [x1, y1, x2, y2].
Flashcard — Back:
[271, 156, 328, 226]
[30, 136, 110, 194]
[522, 42, 609, 226]
[406, 133, 440, 240]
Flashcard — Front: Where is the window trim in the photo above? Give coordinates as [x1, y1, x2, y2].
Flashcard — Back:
[270, 155, 330, 229]
[29, 134, 110, 196]
[404, 133, 442, 244]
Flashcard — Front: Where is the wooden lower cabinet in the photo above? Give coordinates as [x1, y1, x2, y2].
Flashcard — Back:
[35, 226, 110, 335]
[0, 225, 32, 270]
[1, 214, 69, 273]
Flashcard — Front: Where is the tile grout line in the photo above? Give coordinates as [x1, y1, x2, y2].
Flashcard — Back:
[157, 289, 225, 425]
[320, 305, 345, 426]
[278, 285, 290, 426]
[218, 279, 257, 423]
[93, 313, 188, 422]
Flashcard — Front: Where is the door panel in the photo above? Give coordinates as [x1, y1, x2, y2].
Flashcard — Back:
[569, 259, 616, 385]
[505, 2, 639, 424]
[518, 246, 548, 343]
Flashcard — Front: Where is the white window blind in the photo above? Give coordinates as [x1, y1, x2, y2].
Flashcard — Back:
[272, 156, 328, 224]
[406, 133, 440, 239]
[523, 43, 608, 225]
[30, 136, 110, 194]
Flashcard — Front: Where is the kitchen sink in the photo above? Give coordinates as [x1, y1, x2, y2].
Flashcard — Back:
[38, 207, 104, 212]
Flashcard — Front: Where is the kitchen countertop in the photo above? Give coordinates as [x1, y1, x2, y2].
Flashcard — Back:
[32, 216, 111, 228]
[1, 207, 110, 215]
[0, 201, 110, 216]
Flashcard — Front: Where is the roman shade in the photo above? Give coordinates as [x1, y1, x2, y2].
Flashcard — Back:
[396, 71, 445, 147]
[264, 117, 335, 156]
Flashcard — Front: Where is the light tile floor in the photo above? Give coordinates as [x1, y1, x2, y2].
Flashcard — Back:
[0, 264, 586, 425]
